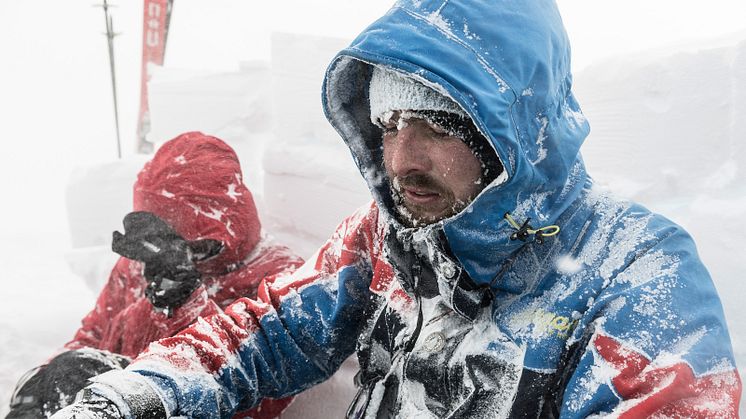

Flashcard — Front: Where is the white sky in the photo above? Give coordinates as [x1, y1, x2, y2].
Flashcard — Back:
[0, 0, 745, 239]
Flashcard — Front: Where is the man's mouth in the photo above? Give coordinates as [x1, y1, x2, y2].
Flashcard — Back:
[401, 187, 441, 205]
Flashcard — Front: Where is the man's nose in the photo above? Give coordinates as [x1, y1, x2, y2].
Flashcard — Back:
[387, 126, 431, 177]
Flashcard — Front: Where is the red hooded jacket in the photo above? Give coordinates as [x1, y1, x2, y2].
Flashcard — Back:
[66, 132, 303, 418]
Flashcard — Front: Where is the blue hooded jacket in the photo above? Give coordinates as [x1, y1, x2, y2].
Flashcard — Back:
[70, 1, 741, 418]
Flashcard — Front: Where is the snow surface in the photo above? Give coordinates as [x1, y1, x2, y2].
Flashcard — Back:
[2, 1, 746, 417]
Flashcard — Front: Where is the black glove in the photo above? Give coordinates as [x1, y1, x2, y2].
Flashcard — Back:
[112, 211, 222, 314]
[7, 349, 130, 418]
[49, 389, 123, 419]
[50, 371, 169, 419]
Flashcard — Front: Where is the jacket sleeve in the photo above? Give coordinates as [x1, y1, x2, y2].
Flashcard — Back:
[209, 239, 305, 309]
[83, 203, 384, 419]
[65, 256, 219, 357]
[556, 224, 742, 418]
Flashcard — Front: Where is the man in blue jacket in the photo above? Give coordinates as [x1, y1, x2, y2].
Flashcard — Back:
[53, 0, 741, 418]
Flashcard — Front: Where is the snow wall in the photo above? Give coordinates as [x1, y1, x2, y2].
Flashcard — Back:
[57, 31, 746, 415]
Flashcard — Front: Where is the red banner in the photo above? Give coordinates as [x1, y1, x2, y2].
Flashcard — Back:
[137, 0, 171, 152]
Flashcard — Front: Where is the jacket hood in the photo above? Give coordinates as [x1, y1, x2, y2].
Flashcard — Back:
[133, 132, 261, 274]
[322, 0, 590, 288]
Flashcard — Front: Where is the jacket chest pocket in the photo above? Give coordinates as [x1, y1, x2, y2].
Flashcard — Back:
[401, 310, 525, 418]
[348, 301, 418, 418]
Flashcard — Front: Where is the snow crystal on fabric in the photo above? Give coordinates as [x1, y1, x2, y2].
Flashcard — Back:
[576, 191, 631, 269]
[599, 215, 653, 283]
[187, 204, 224, 222]
[556, 254, 582, 275]
[565, 351, 618, 413]
[662, 328, 707, 364]
[462, 23, 481, 41]
[426, 9, 451, 35]
[603, 297, 627, 318]
[531, 116, 549, 165]
[563, 102, 587, 130]
[611, 249, 678, 289]
[512, 191, 551, 222]
[226, 183, 242, 201]
[396, 380, 439, 419]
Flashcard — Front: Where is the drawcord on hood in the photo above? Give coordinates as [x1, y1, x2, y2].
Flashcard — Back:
[504, 213, 560, 244]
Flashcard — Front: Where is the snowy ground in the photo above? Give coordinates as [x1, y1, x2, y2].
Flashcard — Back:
[0, 234, 94, 407]
[2, 1, 746, 417]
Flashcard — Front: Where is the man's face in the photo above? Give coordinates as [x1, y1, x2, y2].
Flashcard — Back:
[382, 111, 483, 226]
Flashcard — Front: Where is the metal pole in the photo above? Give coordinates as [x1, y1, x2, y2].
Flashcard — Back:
[100, 0, 122, 158]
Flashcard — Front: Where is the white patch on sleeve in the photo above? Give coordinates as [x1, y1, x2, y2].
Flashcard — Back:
[512, 191, 551, 222]
[188, 204, 225, 222]
[160, 189, 175, 198]
[531, 116, 549, 165]
[224, 220, 235, 237]
[665, 327, 707, 359]
[565, 351, 620, 413]
[226, 183, 242, 201]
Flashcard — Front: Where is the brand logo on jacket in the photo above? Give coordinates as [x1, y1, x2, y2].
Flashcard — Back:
[512, 308, 579, 339]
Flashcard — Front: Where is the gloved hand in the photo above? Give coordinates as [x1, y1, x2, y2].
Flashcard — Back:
[112, 211, 222, 314]
[7, 349, 130, 418]
[51, 370, 170, 419]
[50, 389, 123, 419]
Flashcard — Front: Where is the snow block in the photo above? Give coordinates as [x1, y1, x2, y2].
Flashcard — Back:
[575, 33, 746, 201]
[263, 32, 371, 256]
[64, 156, 149, 292]
[269, 32, 350, 147]
[65, 156, 149, 249]
[148, 62, 274, 145]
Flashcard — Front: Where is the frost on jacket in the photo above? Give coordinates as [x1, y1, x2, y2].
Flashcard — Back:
[77, 1, 741, 418]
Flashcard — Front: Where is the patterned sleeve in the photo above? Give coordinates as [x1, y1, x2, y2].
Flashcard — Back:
[558, 224, 741, 418]
[84, 203, 384, 418]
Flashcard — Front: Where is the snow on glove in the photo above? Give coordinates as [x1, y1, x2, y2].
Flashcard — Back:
[51, 370, 169, 419]
[7, 349, 130, 418]
[50, 390, 123, 419]
[112, 211, 222, 314]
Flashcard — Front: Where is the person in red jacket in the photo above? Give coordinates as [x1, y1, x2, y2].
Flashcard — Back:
[8, 132, 303, 419]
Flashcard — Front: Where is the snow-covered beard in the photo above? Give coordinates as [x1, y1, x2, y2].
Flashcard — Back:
[390, 173, 472, 227]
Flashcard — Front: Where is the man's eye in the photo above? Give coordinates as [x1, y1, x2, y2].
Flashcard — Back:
[382, 125, 398, 135]
[429, 126, 450, 138]
[425, 121, 449, 137]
